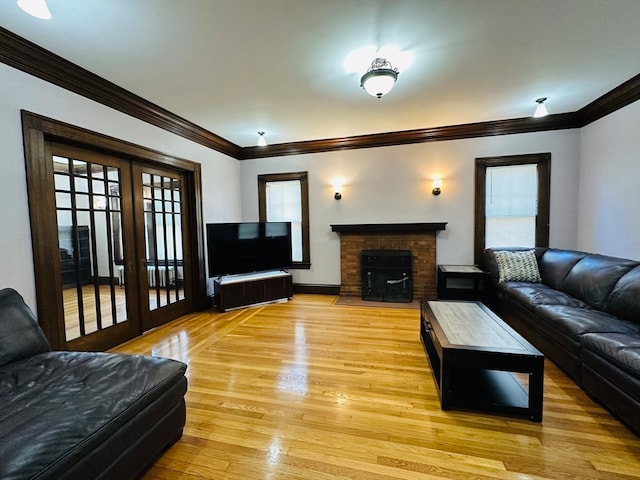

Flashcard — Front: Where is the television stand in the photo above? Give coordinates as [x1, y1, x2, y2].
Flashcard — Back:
[214, 270, 293, 312]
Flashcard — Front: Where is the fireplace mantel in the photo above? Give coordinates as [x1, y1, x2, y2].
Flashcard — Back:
[331, 222, 447, 233]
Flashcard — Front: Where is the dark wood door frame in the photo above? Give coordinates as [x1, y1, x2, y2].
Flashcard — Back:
[21, 110, 208, 350]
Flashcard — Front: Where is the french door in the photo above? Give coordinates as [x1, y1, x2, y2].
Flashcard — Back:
[52, 144, 138, 350]
[133, 164, 193, 331]
[29, 139, 197, 351]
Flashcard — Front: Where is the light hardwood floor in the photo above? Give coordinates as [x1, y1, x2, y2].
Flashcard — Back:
[63, 285, 183, 340]
[110, 294, 640, 480]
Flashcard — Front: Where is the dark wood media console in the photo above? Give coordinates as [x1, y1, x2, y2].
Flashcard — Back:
[214, 270, 293, 312]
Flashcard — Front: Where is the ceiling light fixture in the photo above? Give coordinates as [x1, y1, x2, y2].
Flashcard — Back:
[17, 0, 52, 19]
[533, 97, 548, 118]
[360, 58, 399, 98]
[257, 131, 267, 146]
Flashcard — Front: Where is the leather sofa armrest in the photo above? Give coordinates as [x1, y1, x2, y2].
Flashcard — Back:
[483, 248, 500, 282]
[0, 288, 51, 367]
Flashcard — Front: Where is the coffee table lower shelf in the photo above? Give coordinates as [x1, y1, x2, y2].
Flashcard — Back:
[440, 364, 530, 416]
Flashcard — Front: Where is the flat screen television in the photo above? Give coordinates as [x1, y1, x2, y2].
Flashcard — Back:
[206, 222, 292, 277]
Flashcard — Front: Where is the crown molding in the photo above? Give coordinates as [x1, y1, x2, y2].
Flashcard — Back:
[239, 113, 581, 159]
[0, 27, 242, 159]
[1, 26, 638, 161]
[577, 73, 640, 126]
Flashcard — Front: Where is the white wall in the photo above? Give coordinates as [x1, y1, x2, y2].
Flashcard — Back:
[0, 64, 242, 311]
[578, 101, 640, 260]
[3, 59, 636, 304]
[240, 129, 581, 286]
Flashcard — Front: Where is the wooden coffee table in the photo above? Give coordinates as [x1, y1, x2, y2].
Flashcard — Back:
[420, 300, 544, 421]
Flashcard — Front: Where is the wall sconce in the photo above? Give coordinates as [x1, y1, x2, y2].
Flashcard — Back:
[432, 178, 442, 196]
[332, 177, 344, 200]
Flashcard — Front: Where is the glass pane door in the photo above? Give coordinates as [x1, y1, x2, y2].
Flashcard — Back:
[52, 146, 137, 349]
[135, 165, 192, 330]
[143, 172, 184, 309]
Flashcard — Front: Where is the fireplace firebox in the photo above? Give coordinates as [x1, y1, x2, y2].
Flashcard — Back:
[361, 250, 413, 302]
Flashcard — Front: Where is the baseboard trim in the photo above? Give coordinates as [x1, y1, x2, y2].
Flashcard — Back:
[293, 284, 340, 295]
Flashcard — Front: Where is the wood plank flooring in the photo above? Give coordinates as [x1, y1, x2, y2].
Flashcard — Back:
[109, 294, 640, 480]
[62, 285, 183, 340]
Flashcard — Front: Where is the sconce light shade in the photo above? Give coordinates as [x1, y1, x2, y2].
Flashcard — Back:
[533, 97, 548, 118]
[432, 178, 442, 196]
[17, 0, 51, 19]
[360, 58, 399, 98]
[332, 177, 344, 200]
[257, 131, 267, 146]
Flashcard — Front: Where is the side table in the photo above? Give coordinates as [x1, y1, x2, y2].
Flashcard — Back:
[437, 265, 490, 300]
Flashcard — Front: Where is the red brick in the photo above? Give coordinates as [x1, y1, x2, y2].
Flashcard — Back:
[338, 232, 437, 300]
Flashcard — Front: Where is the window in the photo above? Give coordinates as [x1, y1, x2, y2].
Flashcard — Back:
[258, 172, 310, 268]
[474, 153, 550, 263]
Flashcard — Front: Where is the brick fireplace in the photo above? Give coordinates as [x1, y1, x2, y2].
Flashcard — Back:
[331, 223, 447, 301]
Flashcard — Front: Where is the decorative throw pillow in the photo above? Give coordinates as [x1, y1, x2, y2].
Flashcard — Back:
[493, 249, 542, 283]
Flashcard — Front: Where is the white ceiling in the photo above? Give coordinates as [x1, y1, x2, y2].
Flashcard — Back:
[1, 0, 639, 148]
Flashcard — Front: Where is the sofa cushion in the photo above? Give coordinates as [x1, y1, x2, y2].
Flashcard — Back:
[538, 249, 587, 290]
[0, 288, 50, 367]
[493, 249, 542, 283]
[581, 333, 640, 381]
[0, 351, 187, 479]
[535, 305, 639, 348]
[604, 265, 640, 325]
[501, 283, 591, 310]
[559, 254, 639, 311]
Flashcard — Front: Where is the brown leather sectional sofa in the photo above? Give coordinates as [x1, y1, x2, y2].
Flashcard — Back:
[483, 247, 640, 436]
[0, 288, 188, 479]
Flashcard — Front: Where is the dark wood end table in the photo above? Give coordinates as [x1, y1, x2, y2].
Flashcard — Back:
[437, 264, 490, 300]
[420, 300, 544, 422]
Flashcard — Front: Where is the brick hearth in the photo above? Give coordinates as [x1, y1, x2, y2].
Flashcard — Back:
[331, 223, 446, 301]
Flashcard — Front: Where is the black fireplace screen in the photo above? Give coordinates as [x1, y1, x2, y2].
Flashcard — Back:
[361, 249, 413, 302]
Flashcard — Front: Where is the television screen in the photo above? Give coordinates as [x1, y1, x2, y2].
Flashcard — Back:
[206, 222, 292, 277]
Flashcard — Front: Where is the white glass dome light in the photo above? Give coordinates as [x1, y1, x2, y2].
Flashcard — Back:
[17, 0, 52, 19]
[360, 58, 399, 99]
